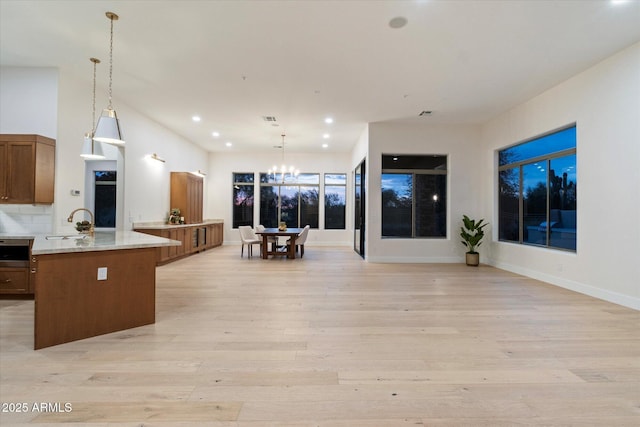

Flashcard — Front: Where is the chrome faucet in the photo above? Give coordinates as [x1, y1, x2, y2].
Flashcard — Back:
[67, 208, 95, 236]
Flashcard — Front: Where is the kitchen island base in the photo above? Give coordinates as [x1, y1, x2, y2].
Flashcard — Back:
[34, 247, 156, 349]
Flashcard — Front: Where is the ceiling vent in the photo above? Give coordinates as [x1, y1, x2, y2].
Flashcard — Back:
[419, 111, 433, 116]
[262, 116, 277, 122]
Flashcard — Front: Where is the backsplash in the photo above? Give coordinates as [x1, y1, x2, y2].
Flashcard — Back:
[0, 204, 54, 234]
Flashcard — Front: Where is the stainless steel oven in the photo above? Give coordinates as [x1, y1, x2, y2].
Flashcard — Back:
[0, 239, 31, 268]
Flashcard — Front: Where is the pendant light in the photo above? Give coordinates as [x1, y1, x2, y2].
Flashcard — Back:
[268, 134, 299, 182]
[81, 57, 105, 160]
[94, 12, 124, 145]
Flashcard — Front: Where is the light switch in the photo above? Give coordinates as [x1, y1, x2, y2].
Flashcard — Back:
[97, 267, 108, 281]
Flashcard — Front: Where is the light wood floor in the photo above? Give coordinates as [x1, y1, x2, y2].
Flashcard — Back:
[1, 245, 638, 426]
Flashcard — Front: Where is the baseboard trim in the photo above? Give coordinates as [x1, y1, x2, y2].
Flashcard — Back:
[490, 260, 639, 310]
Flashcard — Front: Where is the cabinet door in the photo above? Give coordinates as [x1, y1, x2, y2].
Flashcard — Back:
[7, 142, 35, 203]
[0, 142, 6, 200]
[0, 268, 30, 294]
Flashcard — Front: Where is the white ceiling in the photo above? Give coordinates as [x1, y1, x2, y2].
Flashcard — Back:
[1, 0, 639, 154]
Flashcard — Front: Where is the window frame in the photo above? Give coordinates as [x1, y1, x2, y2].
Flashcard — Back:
[324, 173, 347, 230]
[381, 154, 447, 239]
[498, 124, 577, 251]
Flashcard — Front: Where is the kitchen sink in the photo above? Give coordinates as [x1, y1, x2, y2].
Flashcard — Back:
[45, 235, 88, 240]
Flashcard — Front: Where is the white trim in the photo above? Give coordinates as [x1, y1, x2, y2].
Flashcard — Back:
[490, 259, 639, 310]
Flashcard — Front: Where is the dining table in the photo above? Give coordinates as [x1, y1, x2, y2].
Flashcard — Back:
[255, 227, 303, 259]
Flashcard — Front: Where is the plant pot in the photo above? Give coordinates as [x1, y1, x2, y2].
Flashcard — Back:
[465, 252, 479, 266]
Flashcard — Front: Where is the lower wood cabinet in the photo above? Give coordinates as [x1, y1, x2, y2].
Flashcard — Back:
[134, 222, 223, 265]
[0, 268, 30, 294]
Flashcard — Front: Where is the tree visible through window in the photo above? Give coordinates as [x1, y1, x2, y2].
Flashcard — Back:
[381, 155, 447, 238]
[94, 171, 116, 228]
[259, 173, 319, 228]
[325, 173, 346, 229]
[498, 125, 577, 251]
[232, 173, 254, 228]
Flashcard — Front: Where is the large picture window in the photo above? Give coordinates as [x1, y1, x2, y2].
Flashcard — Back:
[324, 173, 346, 229]
[232, 173, 254, 228]
[498, 125, 577, 251]
[381, 155, 447, 238]
[259, 173, 319, 228]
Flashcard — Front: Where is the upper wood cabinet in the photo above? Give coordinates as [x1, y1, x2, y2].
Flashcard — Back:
[0, 134, 55, 204]
[170, 172, 203, 224]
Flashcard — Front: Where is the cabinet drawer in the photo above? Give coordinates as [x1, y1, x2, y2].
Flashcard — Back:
[0, 268, 30, 293]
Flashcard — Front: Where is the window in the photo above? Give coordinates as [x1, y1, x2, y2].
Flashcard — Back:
[94, 171, 116, 228]
[259, 173, 319, 228]
[232, 173, 254, 228]
[498, 125, 577, 251]
[381, 155, 447, 238]
[325, 173, 346, 229]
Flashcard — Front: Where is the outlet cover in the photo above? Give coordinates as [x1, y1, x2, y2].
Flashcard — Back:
[97, 267, 107, 281]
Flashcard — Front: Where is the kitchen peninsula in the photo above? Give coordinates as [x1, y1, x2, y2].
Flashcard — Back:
[30, 231, 179, 349]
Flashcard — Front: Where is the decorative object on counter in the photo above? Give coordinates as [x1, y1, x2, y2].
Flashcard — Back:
[75, 221, 93, 234]
[81, 57, 105, 160]
[168, 208, 184, 224]
[93, 11, 125, 146]
[278, 222, 287, 231]
[268, 134, 300, 183]
[68, 208, 95, 236]
[460, 214, 488, 266]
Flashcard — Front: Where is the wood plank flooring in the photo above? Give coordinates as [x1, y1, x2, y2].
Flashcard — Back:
[1, 245, 638, 426]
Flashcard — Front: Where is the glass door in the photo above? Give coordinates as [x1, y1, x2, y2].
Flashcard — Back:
[354, 159, 365, 258]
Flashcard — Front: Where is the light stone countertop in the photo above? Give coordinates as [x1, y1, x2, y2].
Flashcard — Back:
[132, 219, 223, 229]
[31, 230, 180, 255]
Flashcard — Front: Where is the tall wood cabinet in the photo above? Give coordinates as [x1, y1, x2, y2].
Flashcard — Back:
[0, 134, 55, 204]
[170, 172, 203, 224]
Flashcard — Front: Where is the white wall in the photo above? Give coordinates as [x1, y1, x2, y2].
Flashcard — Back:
[482, 42, 640, 309]
[208, 151, 352, 246]
[366, 122, 483, 263]
[0, 67, 57, 137]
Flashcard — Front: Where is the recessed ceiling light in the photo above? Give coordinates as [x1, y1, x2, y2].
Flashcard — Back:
[225, 142, 232, 147]
[212, 131, 220, 137]
[322, 143, 328, 148]
[323, 133, 330, 139]
[611, 0, 630, 4]
[389, 16, 408, 29]
[324, 117, 334, 124]
[192, 115, 201, 122]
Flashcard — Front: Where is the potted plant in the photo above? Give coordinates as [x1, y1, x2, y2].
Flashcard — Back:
[460, 215, 488, 266]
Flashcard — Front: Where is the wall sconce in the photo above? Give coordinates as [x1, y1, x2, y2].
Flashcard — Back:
[148, 153, 165, 163]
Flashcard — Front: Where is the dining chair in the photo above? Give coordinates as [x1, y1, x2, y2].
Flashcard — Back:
[289, 225, 310, 258]
[238, 225, 261, 258]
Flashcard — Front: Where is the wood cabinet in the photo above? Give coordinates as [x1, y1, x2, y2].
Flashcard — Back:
[134, 222, 223, 265]
[170, 172, 203, 224]
[0, 268, 30, 294]
[0, 134, 55, 204]
[0, 238, 33, 296]
[33, 247, 157, 349]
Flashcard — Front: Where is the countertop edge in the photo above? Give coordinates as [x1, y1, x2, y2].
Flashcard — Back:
[31, 231, 181, 255]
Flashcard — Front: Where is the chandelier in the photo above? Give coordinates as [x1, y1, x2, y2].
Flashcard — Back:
[93, 12, 125, 145]
[80, 57, 105, 159]
[268, 134, 299, 182]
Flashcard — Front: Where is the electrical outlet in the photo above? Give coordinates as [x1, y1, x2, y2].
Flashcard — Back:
[97, 267, 108, 281]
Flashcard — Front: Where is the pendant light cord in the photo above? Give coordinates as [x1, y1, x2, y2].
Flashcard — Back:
[92, 59, 97, 130]
[107, 15, 114, 109]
